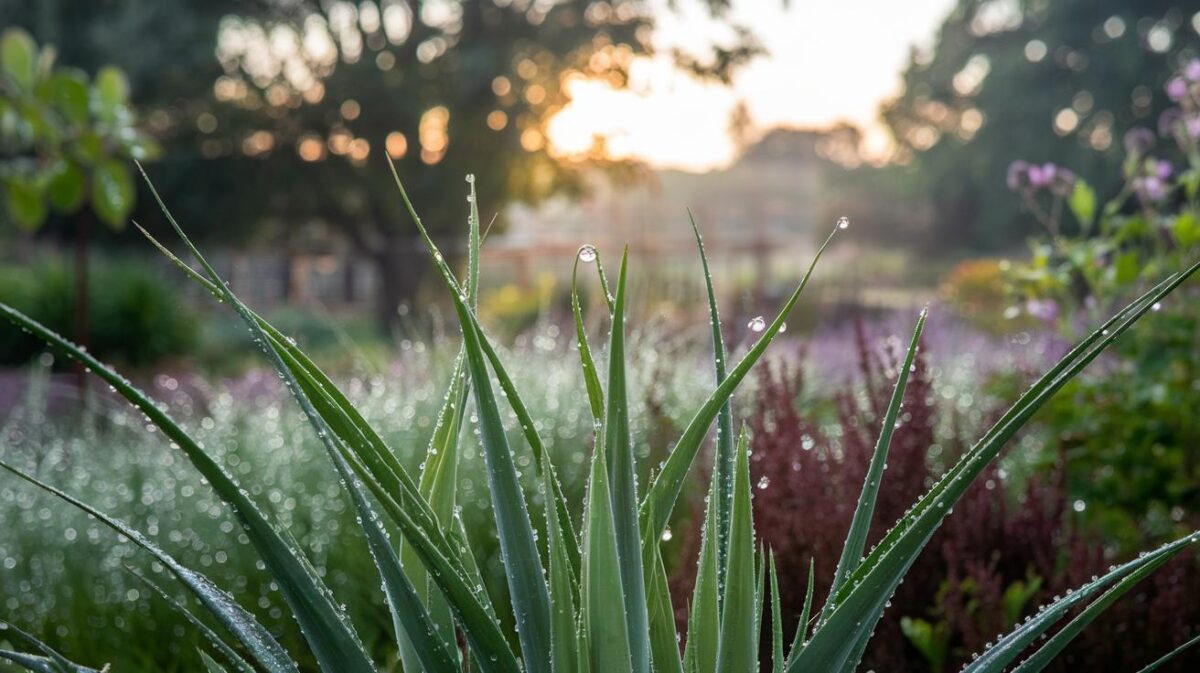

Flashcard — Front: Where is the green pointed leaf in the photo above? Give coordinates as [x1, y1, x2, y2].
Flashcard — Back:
[140, 173, 461, 673]
[791, 261, 1200, 673]
[387, 160, 551, 673]
[716, 428, 756, 672]
[581, 431, 633, 672]
[132, 222, 518, 672]
[125, 568, 256, 673]
[544, 453, 580, 673]
[572, 248, 606, 423]
[0, 310, 346, 672]
[684, 465, 721, 673]
[644, 496, 683, 673]
[642, 227, 841, 544]
[824, 307, 927, 614]
[689, 211, 736, 602]
[1137, 633, 1200, 673]
[967, 532, 1199, 672]
[786, 558, 815, 664]
[770, 553, 784, 673]
[604, 249, 652, 673]
[199, 651, 231, 673]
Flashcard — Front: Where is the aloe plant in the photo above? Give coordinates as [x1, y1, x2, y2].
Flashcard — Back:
[1, 163, 1199, 673]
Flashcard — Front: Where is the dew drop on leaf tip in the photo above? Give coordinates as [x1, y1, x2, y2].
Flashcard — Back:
[837, 216, 850, 230]
[578, 244, 597, 263]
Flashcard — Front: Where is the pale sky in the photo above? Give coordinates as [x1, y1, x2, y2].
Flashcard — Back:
[548, 0, 958, 171]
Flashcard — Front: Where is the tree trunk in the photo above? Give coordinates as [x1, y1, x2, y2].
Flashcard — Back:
[73, 210, 91, 393]
[372, 238, 429, 337]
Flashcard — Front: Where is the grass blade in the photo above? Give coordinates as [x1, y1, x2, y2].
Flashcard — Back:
[688, 210, 735, 595]
[386, 159, 552, 672]
[604, 250, 652, 673]
[0, 619, 91, 673]
[642, 227, 841, 544]
[823, 307, 927, 616]
[0, 309, 322, 673]
[0, 458, 293, 672]
[543, 453, 580, 673]
[643, 501, 684, 673]
[683, 463, 722, 673]
[716, 427, 757, 672]
[126, 568, 256, 673]
[137, 166, 466, 673]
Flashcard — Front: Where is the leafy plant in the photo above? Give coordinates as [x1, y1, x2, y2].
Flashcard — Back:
[0, 256, 196, 367]
[1, 161, 1198, 672]
[1003, 59, 1200, 545]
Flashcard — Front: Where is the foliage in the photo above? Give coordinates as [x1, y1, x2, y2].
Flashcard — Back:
[940, 257, 1033, 333]
[0, 256, 195, 368]
[879, 0, 1194, 251]
[0, 0, 761, 331]
[0, 28, 157, 231]
[1003, 58, 1200, 545]
[0, 165, 1197, 673]
[672, 327, 1200, 671]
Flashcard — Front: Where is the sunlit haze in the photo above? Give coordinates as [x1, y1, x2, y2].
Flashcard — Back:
[548, 0, 958, 172]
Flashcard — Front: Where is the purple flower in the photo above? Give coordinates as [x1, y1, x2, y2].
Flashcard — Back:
[1159, 107, 1183, 136]
[1007, 160, 1030, 191]
[1134, 176, 1167, 202]
[1026, 299, 1059, 324]
[1187, 115, 1200, 139]
[1166, 77, 1188, 102]
[1185, 59, 1200, 83]
[1153, 159, 1173, 180]
[1123, 127, 1155, 155]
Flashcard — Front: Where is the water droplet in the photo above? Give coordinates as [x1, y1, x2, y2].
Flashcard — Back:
[578, 244, 597, 263]
[747, 316, 766, 332]
[465, 173, 475, 184]
[837, 216, 850, 230]
[1151, 301, 1162, 312]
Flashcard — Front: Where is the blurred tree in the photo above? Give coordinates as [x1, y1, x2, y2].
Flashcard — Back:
[0, 0, 761, 333]
[0, 27, 159, 370]
[878, 0, 1197, 251]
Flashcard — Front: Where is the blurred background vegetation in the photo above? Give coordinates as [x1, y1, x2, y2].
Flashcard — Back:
[2, 0, 1200, 670]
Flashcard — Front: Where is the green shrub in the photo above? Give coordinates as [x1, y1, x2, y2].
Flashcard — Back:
[0, 166, 1197, 672]
[1003, 59, 1200, 546]
[0, 257, 195, 368]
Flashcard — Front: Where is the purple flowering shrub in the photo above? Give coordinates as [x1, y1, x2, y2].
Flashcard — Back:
[1001, 59, 1200, 547]
[669, 324, 1200, 671]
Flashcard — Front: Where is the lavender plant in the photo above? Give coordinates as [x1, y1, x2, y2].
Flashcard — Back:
[0, 160, 1198, 672]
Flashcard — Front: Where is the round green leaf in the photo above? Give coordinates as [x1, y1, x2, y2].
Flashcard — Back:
[38, 70, 90, 126]
[91, 159, 134, 229]
[95, 65, 129, 107]
[1, 28, 37, 91]
[5, 178, 47, 230]
[46, 159, 85, 213]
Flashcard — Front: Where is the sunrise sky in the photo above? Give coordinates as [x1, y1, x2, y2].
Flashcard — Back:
[547, 0, 958, 172]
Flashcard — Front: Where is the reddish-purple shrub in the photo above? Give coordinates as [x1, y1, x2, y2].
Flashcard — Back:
[670, 321, 1200, 671]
